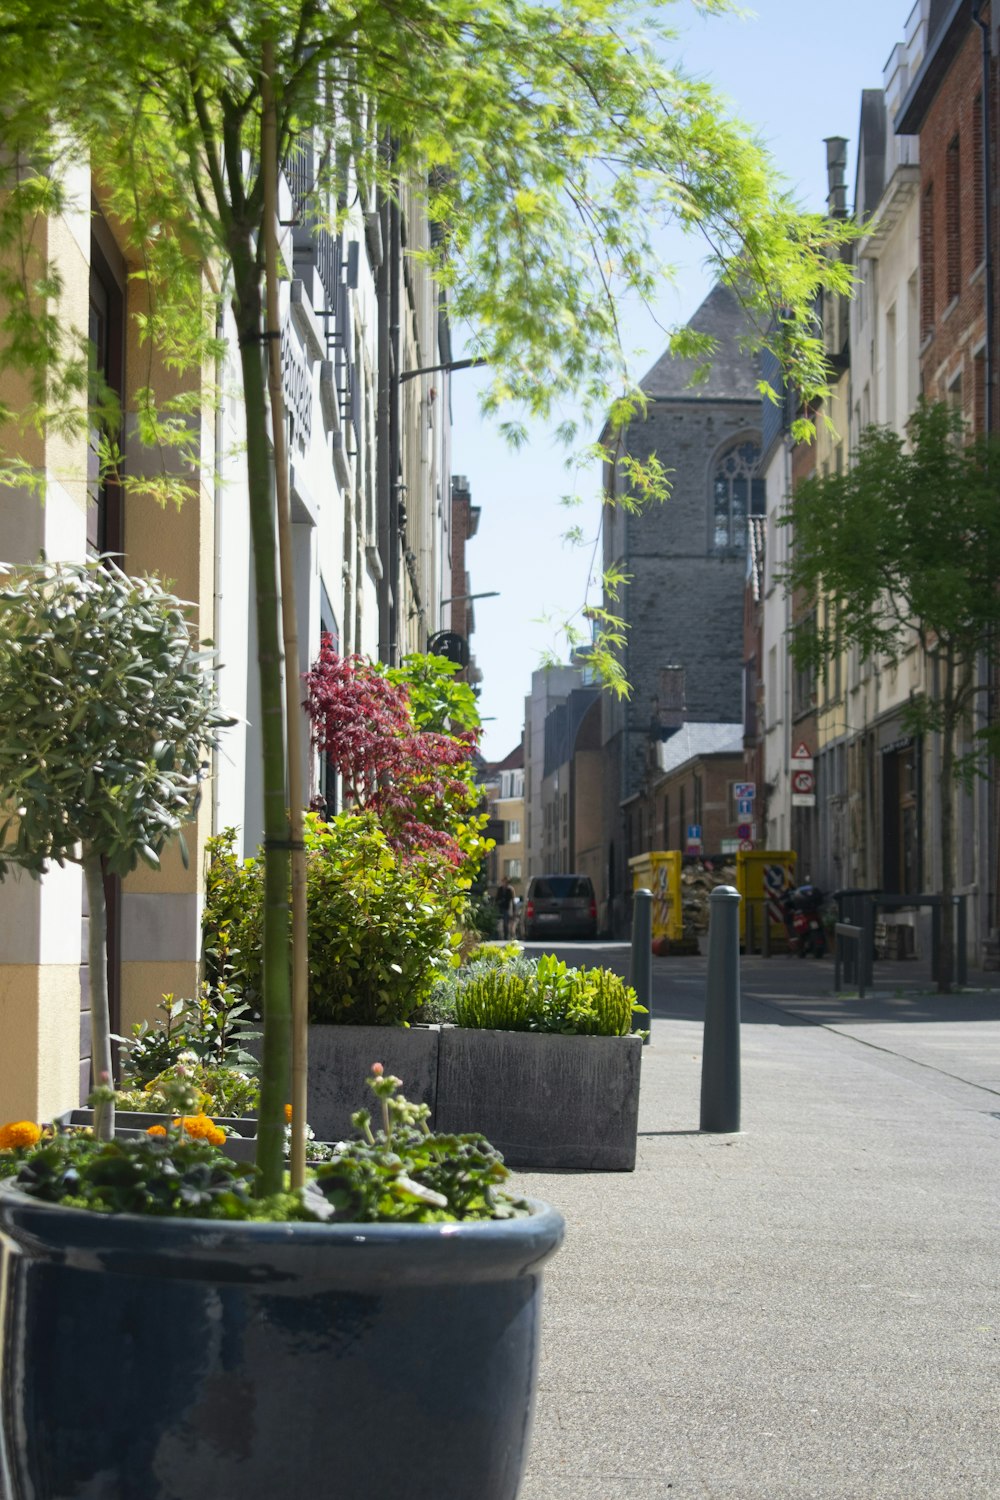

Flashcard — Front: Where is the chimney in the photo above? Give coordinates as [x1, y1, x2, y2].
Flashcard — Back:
[824, 136, 849, 219]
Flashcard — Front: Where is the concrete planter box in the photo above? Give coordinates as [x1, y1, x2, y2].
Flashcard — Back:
[435, 1030, 643, 1171]
[55, 1108, 259, 1162]
[306, 1023, 440, 1142]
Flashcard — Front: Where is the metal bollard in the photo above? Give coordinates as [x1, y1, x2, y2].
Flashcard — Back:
[700, 885, 742, 1132]
[630, 887, 653, 1045]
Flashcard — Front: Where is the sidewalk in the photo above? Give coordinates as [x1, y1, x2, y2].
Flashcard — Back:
[510, 951, 1000, 1499]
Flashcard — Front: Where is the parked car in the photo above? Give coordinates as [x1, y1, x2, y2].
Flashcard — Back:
[522, 874, 597, 941]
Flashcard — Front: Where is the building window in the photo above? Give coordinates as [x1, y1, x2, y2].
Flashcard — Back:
[504, 858, 521, 881]
[974, 96, 984, 265]
[87, 239, 125, 558]
[920, 183, 935, 337]
[946, 136, 961, 301]
[507, 818, 521, 842]
[711, 439, 764, 552]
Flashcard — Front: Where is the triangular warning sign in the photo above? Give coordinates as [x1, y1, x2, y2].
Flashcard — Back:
[792, 740, 812, 760]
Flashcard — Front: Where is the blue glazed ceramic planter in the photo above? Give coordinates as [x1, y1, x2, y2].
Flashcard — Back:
[0, 1182, 563, 1500]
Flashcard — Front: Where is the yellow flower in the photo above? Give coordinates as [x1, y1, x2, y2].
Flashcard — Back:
[0, 1120, 41, 1150]
[146, 1124, 168, 1137]
[284, 1103, 293, 1123]
[175, 1114, 226, 1148]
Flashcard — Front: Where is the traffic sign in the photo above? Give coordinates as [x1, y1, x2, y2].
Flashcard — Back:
[737, 822, 752, 840]
[739, 838, 754, 852]
[792, 740, 812, 761]
[734, 782, 756, 799]
[737, 797, 754, 817]
[791, 769, 815, 795]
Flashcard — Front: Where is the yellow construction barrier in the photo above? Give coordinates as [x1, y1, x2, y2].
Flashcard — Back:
[735, 850, 796, 950]
[629, 851, 683, 946]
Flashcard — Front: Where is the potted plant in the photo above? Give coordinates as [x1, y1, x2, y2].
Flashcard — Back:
[0, 558, 229, 1140]
[0, 1066, 564, 1500]
[201, 650, 491, 1140]
[204, 811, 456, 1140]
[431, 950, 646, 1170]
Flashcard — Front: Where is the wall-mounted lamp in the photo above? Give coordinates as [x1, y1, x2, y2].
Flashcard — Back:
[440, 590, 500, 608]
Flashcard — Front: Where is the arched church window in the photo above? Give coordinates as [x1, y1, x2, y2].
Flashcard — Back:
[711, 439, 764, 552]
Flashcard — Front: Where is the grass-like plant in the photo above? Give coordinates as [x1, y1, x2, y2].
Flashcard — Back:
[452, 954, 643, 1036]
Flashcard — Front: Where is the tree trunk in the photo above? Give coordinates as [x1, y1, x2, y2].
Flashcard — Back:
[262, 39, 309, 1191]
[233, 245, 292, 1197]
[82, 849, 114, 1141]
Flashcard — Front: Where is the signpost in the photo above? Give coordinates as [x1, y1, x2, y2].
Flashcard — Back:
[791, 741, 816, 808]
[732, 781, 756, 847]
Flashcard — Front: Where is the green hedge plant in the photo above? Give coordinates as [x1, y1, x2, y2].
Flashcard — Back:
[205, 813, 461, 1026]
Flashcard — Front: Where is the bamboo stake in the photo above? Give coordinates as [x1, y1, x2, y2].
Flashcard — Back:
[262, 38, 308, 1188]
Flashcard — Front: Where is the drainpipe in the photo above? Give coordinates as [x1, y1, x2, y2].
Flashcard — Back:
[376, 183, 392, 658]
[388, 193, 402, 665]
[973, 2, 994, 436]
[973, 1, 996, 948]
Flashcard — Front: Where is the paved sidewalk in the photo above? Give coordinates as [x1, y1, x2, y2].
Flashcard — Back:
[510, 952, 1000, 1500]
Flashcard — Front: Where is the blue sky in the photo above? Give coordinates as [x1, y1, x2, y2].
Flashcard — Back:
[451, 0, 913, 760]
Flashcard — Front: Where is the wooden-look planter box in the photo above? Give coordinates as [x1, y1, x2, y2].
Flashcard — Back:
[57, 1024, 641, 1171]
[435, 1030, 643, 1172]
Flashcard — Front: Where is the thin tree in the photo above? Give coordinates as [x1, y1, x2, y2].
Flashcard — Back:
[0, 560, 226, 1138]
[1, 0, 856, 1187]
[782, 401, 1000, 991]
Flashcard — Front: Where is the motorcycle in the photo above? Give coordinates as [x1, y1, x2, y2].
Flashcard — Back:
[779, 883, 827, 958]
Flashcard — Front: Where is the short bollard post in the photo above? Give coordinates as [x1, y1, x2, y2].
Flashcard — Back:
[630, 887, 653, 1045]
[700, 885, 742, 1133]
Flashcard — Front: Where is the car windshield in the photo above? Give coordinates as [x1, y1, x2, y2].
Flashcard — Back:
[532, 877, 591, 899]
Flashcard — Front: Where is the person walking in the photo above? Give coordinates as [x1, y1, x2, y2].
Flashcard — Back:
[495, 875, 515, 939]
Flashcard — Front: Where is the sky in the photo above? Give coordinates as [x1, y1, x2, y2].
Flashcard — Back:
[450, 0, 914, 761]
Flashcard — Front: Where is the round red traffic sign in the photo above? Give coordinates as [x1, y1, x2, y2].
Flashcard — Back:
[792, 769, 815, 795]
[737, 822, 752, 840]
[739, 838, 754, 851]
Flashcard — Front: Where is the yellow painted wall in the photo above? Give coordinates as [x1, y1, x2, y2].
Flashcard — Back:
[0, 966, 80, 1123]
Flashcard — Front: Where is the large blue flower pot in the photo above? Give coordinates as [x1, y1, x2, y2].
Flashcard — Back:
[0, 1183, 563, 1500]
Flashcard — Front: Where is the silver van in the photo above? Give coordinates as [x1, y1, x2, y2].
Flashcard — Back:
[522, 874, 597, 941]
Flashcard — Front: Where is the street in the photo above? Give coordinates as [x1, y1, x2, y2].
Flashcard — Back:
[510, 943, 1000, 1499]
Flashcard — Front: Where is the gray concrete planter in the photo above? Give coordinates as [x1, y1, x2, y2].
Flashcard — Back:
[55, 1108, 259, 1162]
[306, 1023, 440, 1142]
[435, 1030, 643, 1171]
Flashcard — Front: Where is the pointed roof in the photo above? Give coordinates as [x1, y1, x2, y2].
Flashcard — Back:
[638, 283, 761, 402]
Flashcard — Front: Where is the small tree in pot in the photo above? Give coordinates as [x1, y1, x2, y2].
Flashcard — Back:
[0, 556, 228, 1136]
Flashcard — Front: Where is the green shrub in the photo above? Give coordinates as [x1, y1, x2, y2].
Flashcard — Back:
[451, 953, 643, 1036]
[204, 813, 461, 1026]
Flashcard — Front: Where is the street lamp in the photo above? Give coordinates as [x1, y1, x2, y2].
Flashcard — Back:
[440, 590, 500, 608]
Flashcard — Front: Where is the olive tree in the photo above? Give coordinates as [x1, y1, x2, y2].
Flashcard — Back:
[0, 558, 227, 1135]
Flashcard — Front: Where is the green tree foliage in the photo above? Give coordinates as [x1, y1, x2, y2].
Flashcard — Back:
[205, 815, 462, 1027]
[1, 0, 855, 1185]
[782, 401, 1000, 990]
[0, 558, 226, 1130]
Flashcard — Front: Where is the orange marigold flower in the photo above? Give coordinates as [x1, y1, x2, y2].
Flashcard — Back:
[0, 1120, 41, 1150]
[146, 1125, 168, 1137]
[177, 1114, 226, 1148]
